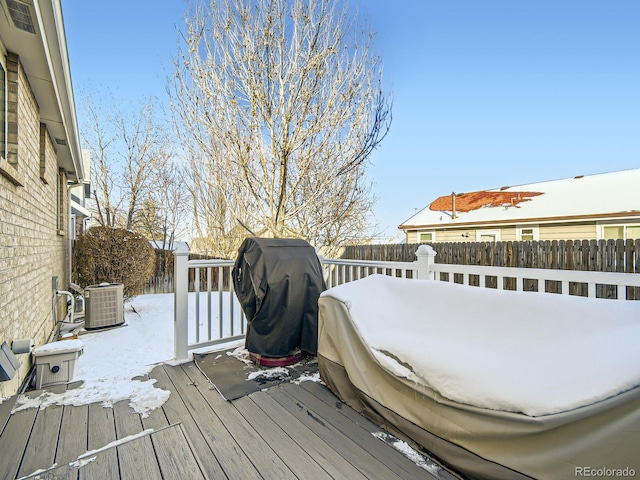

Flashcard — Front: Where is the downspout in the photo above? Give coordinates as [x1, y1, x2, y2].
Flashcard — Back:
[67, 181, 79, 287]
[49, 181, 79, 340]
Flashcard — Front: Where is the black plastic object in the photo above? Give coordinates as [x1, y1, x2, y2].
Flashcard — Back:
[233, 237, 326, 358]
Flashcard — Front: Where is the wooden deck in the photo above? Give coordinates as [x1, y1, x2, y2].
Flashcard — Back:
[0, 362, 454, 479]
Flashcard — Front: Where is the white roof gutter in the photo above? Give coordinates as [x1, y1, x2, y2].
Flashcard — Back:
[33, 0, 83, 183]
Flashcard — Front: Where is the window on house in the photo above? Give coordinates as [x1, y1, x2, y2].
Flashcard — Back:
[517, 226, 539, 241]
[39, 123, 48, 183]
[57, 169, 65, 233]
[418, 231, 435, 242]
[628, 226, 640, 240]
[604, 225, 640, 241]
[603, 226, 625, 240]
[0, 52, 24, 186]
[521, 229, 534, 241]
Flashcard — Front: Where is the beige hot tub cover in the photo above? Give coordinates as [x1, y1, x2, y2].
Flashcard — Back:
[317, 275, 640, 479]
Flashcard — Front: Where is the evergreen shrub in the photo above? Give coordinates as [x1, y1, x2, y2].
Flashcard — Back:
[74, 226, 155, 299]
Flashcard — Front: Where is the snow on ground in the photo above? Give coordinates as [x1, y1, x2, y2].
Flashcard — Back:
[13, 294, 188, 417]
[10, 292, 315, 416]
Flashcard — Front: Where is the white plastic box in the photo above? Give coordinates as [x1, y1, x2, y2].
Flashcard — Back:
[32, 339, 84, 389]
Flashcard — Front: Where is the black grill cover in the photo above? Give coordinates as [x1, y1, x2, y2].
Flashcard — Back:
[233, 237, 326, 357]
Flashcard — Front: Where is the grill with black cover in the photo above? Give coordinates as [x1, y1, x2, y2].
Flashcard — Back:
[233, 237, 326, 365]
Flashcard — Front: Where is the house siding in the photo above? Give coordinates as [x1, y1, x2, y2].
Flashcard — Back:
[410, 227, 518, 243]
[538, 223, 596, 241]
[407, 222, 601, 244]
[0, 53, 68, 397]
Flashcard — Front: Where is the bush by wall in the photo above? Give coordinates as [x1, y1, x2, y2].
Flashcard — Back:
[74, 226, 156, 299]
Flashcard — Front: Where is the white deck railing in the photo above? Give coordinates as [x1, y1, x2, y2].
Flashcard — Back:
[173, 245, 640, 361]
[320, 257, 419, 288]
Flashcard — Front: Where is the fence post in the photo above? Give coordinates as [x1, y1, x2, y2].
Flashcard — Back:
[174, 245, 190, 362]
[415, 244, 437, 280]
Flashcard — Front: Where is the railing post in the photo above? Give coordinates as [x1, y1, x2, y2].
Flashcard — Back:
[415, 244, 437, 280]
[174, 245, 190, 362]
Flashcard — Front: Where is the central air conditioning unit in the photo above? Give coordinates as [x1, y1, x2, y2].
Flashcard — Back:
[84, 283, 124, 329]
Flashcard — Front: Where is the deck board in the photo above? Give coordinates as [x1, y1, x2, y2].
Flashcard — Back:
[182, 362, 299, 480]
[286, 382, 438, 480]
[0, 390, 17, 432]
[248, 388, 370, 479]
[163, 363, 262, 480]
[300, 381, 459, 479]
[24, 427, 198, 480]
[267, 386, 406, 480]
[148, 365, 228, 480]
[0, 360, 453, 480]
[55, 404, 88, 475]
[150, 424, 209, 480]
[17, 384, 66, 478]
[113, 400, 162, 480]
[233, 395, 334, 480]
[0, 402, 38, 479]
[82, 403, 119, 480]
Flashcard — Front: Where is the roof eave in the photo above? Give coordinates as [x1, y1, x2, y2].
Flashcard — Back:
[34, 0, 83, 183]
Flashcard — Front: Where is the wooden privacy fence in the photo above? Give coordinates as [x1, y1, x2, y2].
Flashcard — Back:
[341, 239, 640, 271]
[145, 250, 226, 294]
[340, 239, 640, 299]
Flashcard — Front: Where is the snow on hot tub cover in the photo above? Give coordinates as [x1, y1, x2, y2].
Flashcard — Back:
[320, 274, 640, 417]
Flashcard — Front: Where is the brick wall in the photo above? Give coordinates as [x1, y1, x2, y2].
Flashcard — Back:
[0, 53, 68, 397]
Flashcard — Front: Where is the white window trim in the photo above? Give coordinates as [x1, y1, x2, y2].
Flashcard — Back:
[57, 169, 66, 234]
[516, 225, 539, 241]
[475, 229, 501, 242]
[417, 230, 436, 243]
[0, 49, 23, 186]
[598, 224, 639, 241]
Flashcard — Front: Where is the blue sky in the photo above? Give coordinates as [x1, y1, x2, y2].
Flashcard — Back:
[63, 1, 640, 239]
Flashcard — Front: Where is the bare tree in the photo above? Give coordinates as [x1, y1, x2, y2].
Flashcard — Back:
[135, 198, 164, 240]
[134, 154, 191, 287]
[82, 98, 121, 227]
[170, 0, 390, 255]
[184, 147, 256, 257]
[81, 94, 177, 235]
[119, 98, 169, 231]
[150, 154, 190, 251]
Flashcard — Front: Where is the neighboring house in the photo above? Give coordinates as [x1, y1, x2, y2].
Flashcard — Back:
[0, 0, 83, 396]
[399, 169, 640, 244]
